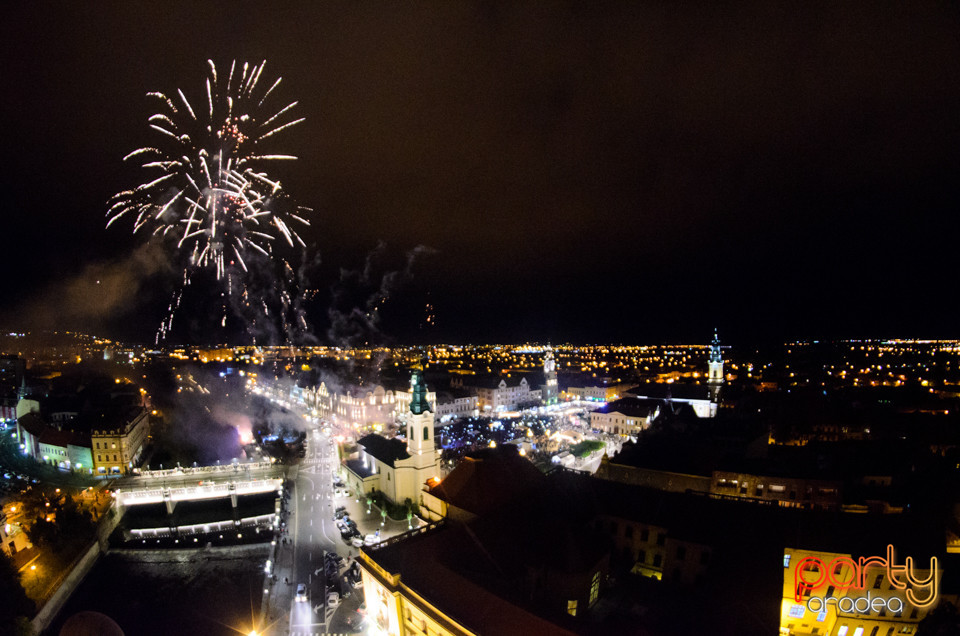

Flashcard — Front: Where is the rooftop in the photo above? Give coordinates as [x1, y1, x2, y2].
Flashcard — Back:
[357, 433, 410, 468]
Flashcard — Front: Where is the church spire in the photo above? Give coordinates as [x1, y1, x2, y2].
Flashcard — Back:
[707, 329, 724, 404]
[709, 328, 722, 364]
[410, 361, 432, 415]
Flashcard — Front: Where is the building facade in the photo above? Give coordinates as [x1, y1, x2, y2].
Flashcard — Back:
[590, 398, 661, 436]
[92, 409, 150, 475]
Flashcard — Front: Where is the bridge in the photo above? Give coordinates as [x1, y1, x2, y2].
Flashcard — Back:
[114, 460, 286, 513]
[115, 478, 283, 508]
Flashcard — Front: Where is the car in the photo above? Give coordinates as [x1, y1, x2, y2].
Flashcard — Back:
[295, 583, 308, 603]
[351, 576, 363, 589]
[364, 534, 379, 546]
[340, 528, 354, 541]
[326, 554, 344, 568]
[350, 536, 364, 548]
[327, 592, 340, 608]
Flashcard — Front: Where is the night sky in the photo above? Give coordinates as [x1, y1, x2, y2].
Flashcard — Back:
[2, 2, 959, 345]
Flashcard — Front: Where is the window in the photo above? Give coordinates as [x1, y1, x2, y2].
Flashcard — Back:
[755, 485, 763, 496]
[637, 549, 646, 564]
[870, 628, 879, 636]
[640, 528, 649, 542]
[656, 533, 665, 546]
[589, 572, 600, 605]
[567, 600, 577, 617]
[653, 554, 662, 567]
[853, 628, 864, 636]
[97, 454, 101, 461]
[784, 554, 792, 568]
[423, 426, 429, 441]
[874, 574, 883, 589]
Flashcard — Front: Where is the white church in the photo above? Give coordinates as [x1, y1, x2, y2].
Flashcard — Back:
[343, 367, 441, 507]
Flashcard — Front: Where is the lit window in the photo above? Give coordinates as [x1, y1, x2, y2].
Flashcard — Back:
[589, 572, 600, 606]
[567, 600, 577, 616]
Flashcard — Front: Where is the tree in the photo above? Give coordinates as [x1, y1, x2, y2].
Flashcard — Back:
[25, 516, 58, 548]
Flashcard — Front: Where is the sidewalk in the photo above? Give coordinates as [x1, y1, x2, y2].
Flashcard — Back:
[328, 486, 426, 558]
[259, 473, 294, 633]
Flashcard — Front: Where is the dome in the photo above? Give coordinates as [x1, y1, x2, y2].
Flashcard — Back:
[59, 611, 125, 636]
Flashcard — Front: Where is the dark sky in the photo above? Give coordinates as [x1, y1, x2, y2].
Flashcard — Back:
[2, 2, 959, 345]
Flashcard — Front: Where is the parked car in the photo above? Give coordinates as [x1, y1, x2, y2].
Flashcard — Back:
[327, 592, 340, 608]
[350, 536, 364, 548]
[364, 534, 379, 546]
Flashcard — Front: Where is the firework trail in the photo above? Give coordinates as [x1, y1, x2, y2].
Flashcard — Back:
[108, 60, 312, 342]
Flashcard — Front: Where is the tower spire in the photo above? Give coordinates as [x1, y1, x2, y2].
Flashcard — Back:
[410, 362, 432, 415]
[707, 329, 724, 405]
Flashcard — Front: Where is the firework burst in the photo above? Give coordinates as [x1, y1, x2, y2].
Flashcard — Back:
[108, 60, 313, 342]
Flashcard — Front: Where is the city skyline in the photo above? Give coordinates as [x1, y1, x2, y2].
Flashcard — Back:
[3, 3, 959, 345]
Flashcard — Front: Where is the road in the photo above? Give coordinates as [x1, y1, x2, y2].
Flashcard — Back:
[284, 428, 342, 636]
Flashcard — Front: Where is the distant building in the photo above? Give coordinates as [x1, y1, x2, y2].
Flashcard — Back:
[433, 390, 478, 421]
[624, 383, 716, 418]
[562, 380, 631, 403]
[91, 409, 150, 475]
[304, 382, 398, 433]
[16, 411, 93, 473]
[38, 427, 92, 472]
[542, 346, 559, 405]
[451, 374, 540, 412]
[0, 355, 26, 424]
[590, 398, 661, 437]
[707, 328, 724, 403]
[711, 469, 842, 511]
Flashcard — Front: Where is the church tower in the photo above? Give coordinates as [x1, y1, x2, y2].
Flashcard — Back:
[707, 329, 724, 403]
[542, 346, 558, 405]
[406, 366, 437, 469]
